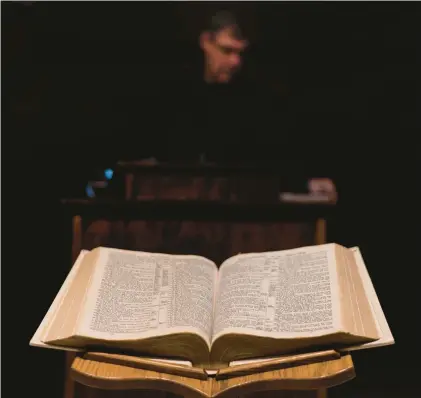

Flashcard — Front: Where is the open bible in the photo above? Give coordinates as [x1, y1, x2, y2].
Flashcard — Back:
[30, 243, 393, 369]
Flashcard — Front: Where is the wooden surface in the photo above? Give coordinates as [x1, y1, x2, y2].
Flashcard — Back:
[122, 172, 279, 202]
[215, 350, 340, 380]
[71, 352, 355, 398]
[114, 163, 338, 207]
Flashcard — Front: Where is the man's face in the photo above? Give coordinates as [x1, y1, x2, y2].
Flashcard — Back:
[202, 27, 248, 83]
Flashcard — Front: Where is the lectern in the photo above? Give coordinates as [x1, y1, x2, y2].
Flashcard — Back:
[70, 350, 355, 398]
[114, 162, 282, 202]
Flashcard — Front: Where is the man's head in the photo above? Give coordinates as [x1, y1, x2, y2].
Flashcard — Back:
[200, 10, 248, 83]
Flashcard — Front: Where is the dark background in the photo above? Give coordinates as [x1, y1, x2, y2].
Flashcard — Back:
[2, 1, 420, 397]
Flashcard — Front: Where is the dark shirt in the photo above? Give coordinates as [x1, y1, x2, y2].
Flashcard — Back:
[151, 63, 291, 166]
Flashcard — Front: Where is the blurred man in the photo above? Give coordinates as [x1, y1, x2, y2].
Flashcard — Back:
[134, 10, 337, 199]
[199, 11, 248, 84]
[144, 10, 278, 163]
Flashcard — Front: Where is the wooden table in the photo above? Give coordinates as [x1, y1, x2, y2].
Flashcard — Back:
[70, 351, 355, 398]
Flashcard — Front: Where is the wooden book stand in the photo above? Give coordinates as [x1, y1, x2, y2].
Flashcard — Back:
[70, 350, 355, 398]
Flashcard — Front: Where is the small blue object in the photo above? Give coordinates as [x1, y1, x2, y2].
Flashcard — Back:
[85, 183, 96, 198]
[104, 168, 114, 180]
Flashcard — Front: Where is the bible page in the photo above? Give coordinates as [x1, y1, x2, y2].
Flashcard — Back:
[29, 250, 90, 352]
[77, 247, 218, 347]
[212, 244, 341, 342]
[339, 247, 394, 352]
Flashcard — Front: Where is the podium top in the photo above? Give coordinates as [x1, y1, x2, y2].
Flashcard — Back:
[71, 352, 355, 398]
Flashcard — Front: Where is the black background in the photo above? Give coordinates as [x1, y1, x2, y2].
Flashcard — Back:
[2, 2, 420, 397]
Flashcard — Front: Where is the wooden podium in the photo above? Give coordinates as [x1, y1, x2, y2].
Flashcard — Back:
[70, 350, 355, 398]
[114, 162, 283, 203]
[62, 162, 338, 398]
